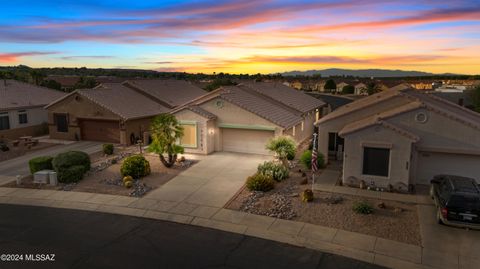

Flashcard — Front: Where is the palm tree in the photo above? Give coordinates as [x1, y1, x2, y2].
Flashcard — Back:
[148, 114, 184, 168]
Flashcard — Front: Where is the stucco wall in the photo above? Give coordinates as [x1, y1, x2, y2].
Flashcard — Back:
[1, 107, 48, 130]
[342, 126, 413, 190]
[47, 93, 121, 141]
[317, 95, 411, 163]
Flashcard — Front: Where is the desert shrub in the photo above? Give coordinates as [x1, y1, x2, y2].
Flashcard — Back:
[103, 143, 114, 155]
[353, 201, 374, 215]
[123, 175, 133, 184]
[246, 173, 275, 192]
[124, 180, 133, 188]
[286, 150, 295, 160]
[57, 165, 85, 183]
[302, 189, 314, 202]
[257, 161, 289, 182]
[265, 136, 296, 161]
[52, 151, 91, 173]
[120, 155, 151, 179]
[28, 156, 53, 174]
[299, 150, 325, 170]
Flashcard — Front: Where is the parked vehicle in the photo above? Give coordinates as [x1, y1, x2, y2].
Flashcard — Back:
[430, 175, 480, 229]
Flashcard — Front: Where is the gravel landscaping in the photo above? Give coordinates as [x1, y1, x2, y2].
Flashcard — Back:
[227, 159, 421, 246]
[3, 148, 197, 197]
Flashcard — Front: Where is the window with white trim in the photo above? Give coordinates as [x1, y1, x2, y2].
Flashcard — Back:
[18, 110, 28, 124]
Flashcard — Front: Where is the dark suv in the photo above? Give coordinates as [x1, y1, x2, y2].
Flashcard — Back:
[430, 175, 480, 229]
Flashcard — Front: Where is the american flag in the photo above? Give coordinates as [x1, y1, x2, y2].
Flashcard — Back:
[311, 134, 318, 172]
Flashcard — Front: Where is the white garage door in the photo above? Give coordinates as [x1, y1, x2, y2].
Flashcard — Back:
[221, 128, 274, 155]
[415, 152, 480, 185]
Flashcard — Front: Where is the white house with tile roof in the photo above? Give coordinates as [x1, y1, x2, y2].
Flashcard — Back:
[315, 84, 480, 190]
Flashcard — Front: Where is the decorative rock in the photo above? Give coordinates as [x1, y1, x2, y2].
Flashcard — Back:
[378, 202, 386, 209]
[394, 207, 403, 213]
[301, 172, 307, 177]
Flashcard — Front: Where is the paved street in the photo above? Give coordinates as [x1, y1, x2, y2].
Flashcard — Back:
[0, 204, 383, 269]
[0, 141, 102, 179]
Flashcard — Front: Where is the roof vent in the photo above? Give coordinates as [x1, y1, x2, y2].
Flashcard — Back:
[415, 112, 428, 123]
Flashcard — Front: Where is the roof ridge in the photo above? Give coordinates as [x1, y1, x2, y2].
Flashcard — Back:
[122, 81, 174, 109]
[236, 84, 303, 116]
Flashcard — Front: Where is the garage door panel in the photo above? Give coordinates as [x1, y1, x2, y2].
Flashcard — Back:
[221, 128, 274, 155]
[415, 152, 480, 184]
[80, 120, 120, 143]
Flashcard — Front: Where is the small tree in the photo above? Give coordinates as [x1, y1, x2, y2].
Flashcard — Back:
[148, 114, 184, 168]
[341, 85, 355, 94]
[366, 82, 381, 95]
[323, 79, 336, 93]
[265, 136, 296, 166]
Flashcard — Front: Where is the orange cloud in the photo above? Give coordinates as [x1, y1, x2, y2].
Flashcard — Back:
[0, 51, 56, 62]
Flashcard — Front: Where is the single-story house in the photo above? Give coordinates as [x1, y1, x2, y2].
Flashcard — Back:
[315, 84, 480, 190]
[45, 80, 207, 145]
[171, 82, 326, 155]
[336, 82, 350, 93]
[354, 83, 367, 95]
[0, 79, 65, 139]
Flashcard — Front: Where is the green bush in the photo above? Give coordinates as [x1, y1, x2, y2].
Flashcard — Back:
[265, 136, 296, 160]
[52, 151, 91, 173]
[257, 161, 289, 182]
[286, 150, 295, 160]
[58, 165, 85, 183]
[353, 201, 374, 215]
[120, 155, 151, 179]
[103, 143, 114, 155]
[302, 189, 314, 202]
[28, 156, 53, 174]
[246, 173, 275, 192]
[299, 150, 325, 170]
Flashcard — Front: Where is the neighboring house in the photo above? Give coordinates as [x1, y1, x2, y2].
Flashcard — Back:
[45, 80, 207, 145]
[411, 82, 433, 90]
[314, 81, 326, 92]
[0, 79, 65, 139]
[291, 81, 303, 90]
[336, 82, 349, 93]
[306, 93, 354, 116]
[171, 82, 326, 155]
[354, 83, 367, 95]
[315, 84, 480, 191]
[47, 75, 81, 91]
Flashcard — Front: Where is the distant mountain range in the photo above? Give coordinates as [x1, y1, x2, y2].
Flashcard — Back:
[280, 68, 459, 77]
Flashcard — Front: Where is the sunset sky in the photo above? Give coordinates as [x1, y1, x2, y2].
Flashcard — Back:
[1, 0, 479, 74]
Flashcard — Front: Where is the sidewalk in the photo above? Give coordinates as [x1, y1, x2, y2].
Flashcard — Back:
[1, 186, 475, 269]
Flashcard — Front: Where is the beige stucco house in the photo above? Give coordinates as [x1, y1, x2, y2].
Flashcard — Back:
[0, 80, 65, 140]
[316, 84, 480, 191]
[171, 82, 326, 155]
[45, 80, 206, 145]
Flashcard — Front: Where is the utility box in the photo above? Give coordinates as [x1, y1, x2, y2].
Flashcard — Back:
[49, 171, 58, 186]
[33, 170, 53, 184]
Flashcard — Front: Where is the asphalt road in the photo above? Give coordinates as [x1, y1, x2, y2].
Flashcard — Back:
[0, 204, 385, 269]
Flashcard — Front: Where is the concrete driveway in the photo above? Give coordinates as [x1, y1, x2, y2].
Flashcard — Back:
[144, 152, 270, 214]
[0, 141, 102, 181]
[417, 204, 480, 268]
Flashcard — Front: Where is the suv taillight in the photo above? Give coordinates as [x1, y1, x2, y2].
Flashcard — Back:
[441, 208, 448, 218]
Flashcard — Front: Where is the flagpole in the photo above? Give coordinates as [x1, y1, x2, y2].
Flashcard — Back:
[312, 132, 318, 192]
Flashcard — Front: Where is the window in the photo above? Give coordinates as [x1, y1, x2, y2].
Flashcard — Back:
[0, 112, 9, 130]
[18, 110, 28, 124]
[179, 124, 197, 148]
[54, 114, 68, 133]
[362, 147, 390, 177]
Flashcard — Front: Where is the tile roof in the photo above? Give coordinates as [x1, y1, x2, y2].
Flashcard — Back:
[124, 79, 207, 108]
[306, 93, 354, 110]
[0, 79, 66, 110]
[187, 105, 217, 120]
[220, 86, 303, 128]
[77, 83, 170, 120]
[241, 82, 325, 113]
[340, 119, 420, 141]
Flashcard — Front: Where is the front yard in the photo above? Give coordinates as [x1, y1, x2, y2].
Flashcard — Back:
[2, 147, 197, 197]
[226, 137, 421, 246]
